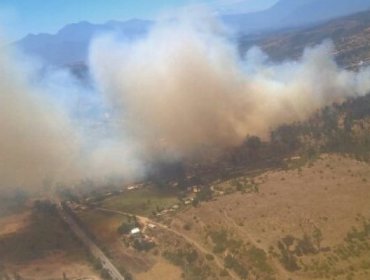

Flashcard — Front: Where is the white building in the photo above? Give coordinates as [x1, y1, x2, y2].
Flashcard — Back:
[130, 228, 141, 235]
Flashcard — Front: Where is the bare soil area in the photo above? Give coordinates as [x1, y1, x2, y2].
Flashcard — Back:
[0, 206, 100, 280]
[0, 211, 30, 237]
[4, 253, 100, 280]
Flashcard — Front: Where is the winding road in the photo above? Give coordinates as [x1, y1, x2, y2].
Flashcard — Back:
[96, 207, 239, 280]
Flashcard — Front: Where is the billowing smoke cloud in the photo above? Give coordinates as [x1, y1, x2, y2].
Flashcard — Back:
[89, 17, 370, 159]
[0, 46, 82, 190]
[2, 13, 370, 191]
[0, 42, 149, 191]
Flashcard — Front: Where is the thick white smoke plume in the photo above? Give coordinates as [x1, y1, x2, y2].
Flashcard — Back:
[0, 46, 82, 190]
[0, 46, 145, 191]
[90, 17, 370, 159]
[1, 13, 370, 191]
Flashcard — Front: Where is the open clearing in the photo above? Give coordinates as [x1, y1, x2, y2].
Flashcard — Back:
[4, 253, 99, 280]
[101, 187, 179, 217]
[135, 257, 182, 280]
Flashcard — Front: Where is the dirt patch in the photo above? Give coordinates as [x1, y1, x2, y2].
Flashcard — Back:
[0, 211, 30, 237]
[4, 253, 99, 280]
[135, 257, 182, 280]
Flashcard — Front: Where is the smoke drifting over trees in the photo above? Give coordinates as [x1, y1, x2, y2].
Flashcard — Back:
[1, 14, 370, 190]
[90, 17, 370, 158]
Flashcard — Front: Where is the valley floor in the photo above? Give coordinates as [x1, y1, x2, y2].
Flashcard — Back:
[1, 153, 370, 280]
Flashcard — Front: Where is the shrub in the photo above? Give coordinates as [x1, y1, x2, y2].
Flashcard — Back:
[206, 254, 215, 261]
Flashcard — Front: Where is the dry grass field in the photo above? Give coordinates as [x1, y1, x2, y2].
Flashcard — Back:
[3, 153, 368, 280]
[4, 253, 100, 280]
[73, 153, 370, 279]
[135, 257, 182, 280]
[171, 154, 370, 279]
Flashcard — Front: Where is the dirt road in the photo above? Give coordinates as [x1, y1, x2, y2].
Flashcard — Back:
[97, 207, 239, 280]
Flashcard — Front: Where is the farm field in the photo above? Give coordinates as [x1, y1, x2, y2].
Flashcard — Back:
[100, 187, 180, 217]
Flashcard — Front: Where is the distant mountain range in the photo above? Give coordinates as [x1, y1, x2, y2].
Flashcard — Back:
[223, 0, 370, 33]
[17, 19, 153, 66]
[16, 0, 370, 66]
[240, 9, 370, 69]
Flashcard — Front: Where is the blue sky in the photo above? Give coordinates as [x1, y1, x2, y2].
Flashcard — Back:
[0, 0, 277, 40]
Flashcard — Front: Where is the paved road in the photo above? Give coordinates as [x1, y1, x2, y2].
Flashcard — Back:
[56, 203, 125, 280]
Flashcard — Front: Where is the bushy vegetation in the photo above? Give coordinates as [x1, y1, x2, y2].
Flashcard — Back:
[246, 246, 273, 274]
[117, 216, 139, 235]
[131, 238, 155, 252]
[345, 218, 370, 242]
[277, 238, 300, 272]
[208, 229, 274, 278]
[277, 232, 320, 271]
[227, 93, 370, 171]
[275, 217, 370, 279]
[195, 186, 213, 202]
[163, 248, 213, 280]
[209, 229, 228, 253]
[224, 254, 248, 279]
[231, 178, 259, 193]
[208, 229, 244, 256]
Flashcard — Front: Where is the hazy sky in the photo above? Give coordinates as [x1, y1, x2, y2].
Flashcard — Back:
[0, 0, 277, 40]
